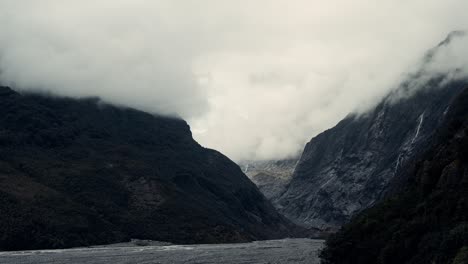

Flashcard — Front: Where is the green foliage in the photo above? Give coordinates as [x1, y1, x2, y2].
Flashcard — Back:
[0, 87, 295, 251]
[452, 247, 468, 264]
[320, 87, 468, 264]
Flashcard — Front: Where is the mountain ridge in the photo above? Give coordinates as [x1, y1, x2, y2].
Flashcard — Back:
[276, 33, 468, 230]
[239, 158, 299, 202]
[0, 85, 299, 250]
[320, 85, 468, 264]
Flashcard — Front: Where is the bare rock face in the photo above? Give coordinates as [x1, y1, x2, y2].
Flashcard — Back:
[277, 33, 468, 231]
[239, 159, 298, 203]
[320, 86, 468, 264]
[0, 86, 297, 251]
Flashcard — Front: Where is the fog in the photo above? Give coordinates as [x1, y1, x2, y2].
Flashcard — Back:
[1, 1, 468, 161]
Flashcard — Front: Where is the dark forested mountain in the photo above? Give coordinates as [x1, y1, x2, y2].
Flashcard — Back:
[320, 86, 468, 264]
[276, 32, 467, 231]
[0, 86, 297, 251]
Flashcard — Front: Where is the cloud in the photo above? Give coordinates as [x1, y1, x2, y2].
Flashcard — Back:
[1, 0, 468, 161]
[388, 32, 468, 102]
[0, 0, 209, 118]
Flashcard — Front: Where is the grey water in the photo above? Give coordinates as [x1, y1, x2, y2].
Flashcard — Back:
[0, 238, 323, 264]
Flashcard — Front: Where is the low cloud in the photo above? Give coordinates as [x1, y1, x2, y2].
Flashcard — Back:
[1, 1, 468, 161]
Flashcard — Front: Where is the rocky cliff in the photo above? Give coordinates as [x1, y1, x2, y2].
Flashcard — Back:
[239, 158, 298, 202]
[320, 86, 468, 264]
[0, 86, 297, 251]
[277, 33, 468, 230]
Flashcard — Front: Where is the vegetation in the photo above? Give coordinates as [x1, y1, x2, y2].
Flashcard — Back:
[0, 86, 295, 251]
[320, 87, 468, 264]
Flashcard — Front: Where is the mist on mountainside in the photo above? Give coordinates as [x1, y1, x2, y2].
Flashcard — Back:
[1, 1, 468, 161]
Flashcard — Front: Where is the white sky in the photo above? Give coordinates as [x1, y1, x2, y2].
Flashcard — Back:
[1, 0, 468, 161]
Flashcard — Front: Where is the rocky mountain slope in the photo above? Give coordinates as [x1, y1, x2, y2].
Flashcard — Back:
[276, 32, 468, 230]
[239, 158, 298, 202]
[320, 86, 468, 264]
[0, 86, 297, 251]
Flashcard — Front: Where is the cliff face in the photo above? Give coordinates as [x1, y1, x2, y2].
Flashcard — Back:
[277, 79, 465, 230]
[0, 86, 296, 251]
[320, 86, 468, 264]
[277, 33, 468, 230]
[239, 158, 298, 202]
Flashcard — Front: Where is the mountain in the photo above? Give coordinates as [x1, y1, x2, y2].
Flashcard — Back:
[320, 86, 468, 264]
[239, 158, 298, 203]
[0, 86, 297, 251]
[276, 33, 468, 231]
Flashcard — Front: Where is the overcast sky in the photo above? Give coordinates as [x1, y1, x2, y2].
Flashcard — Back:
[1, 1, 468, 161]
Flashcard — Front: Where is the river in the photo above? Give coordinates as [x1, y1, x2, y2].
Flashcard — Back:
[0, 238, 323, 264]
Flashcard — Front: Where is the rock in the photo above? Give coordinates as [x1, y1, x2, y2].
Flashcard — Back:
[277, 32, 468, 230]
[239, 158, 298, 203]
[319, 86, 468, 264]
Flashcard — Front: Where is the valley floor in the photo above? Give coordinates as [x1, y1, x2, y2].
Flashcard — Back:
[0, 238, 323, 264]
